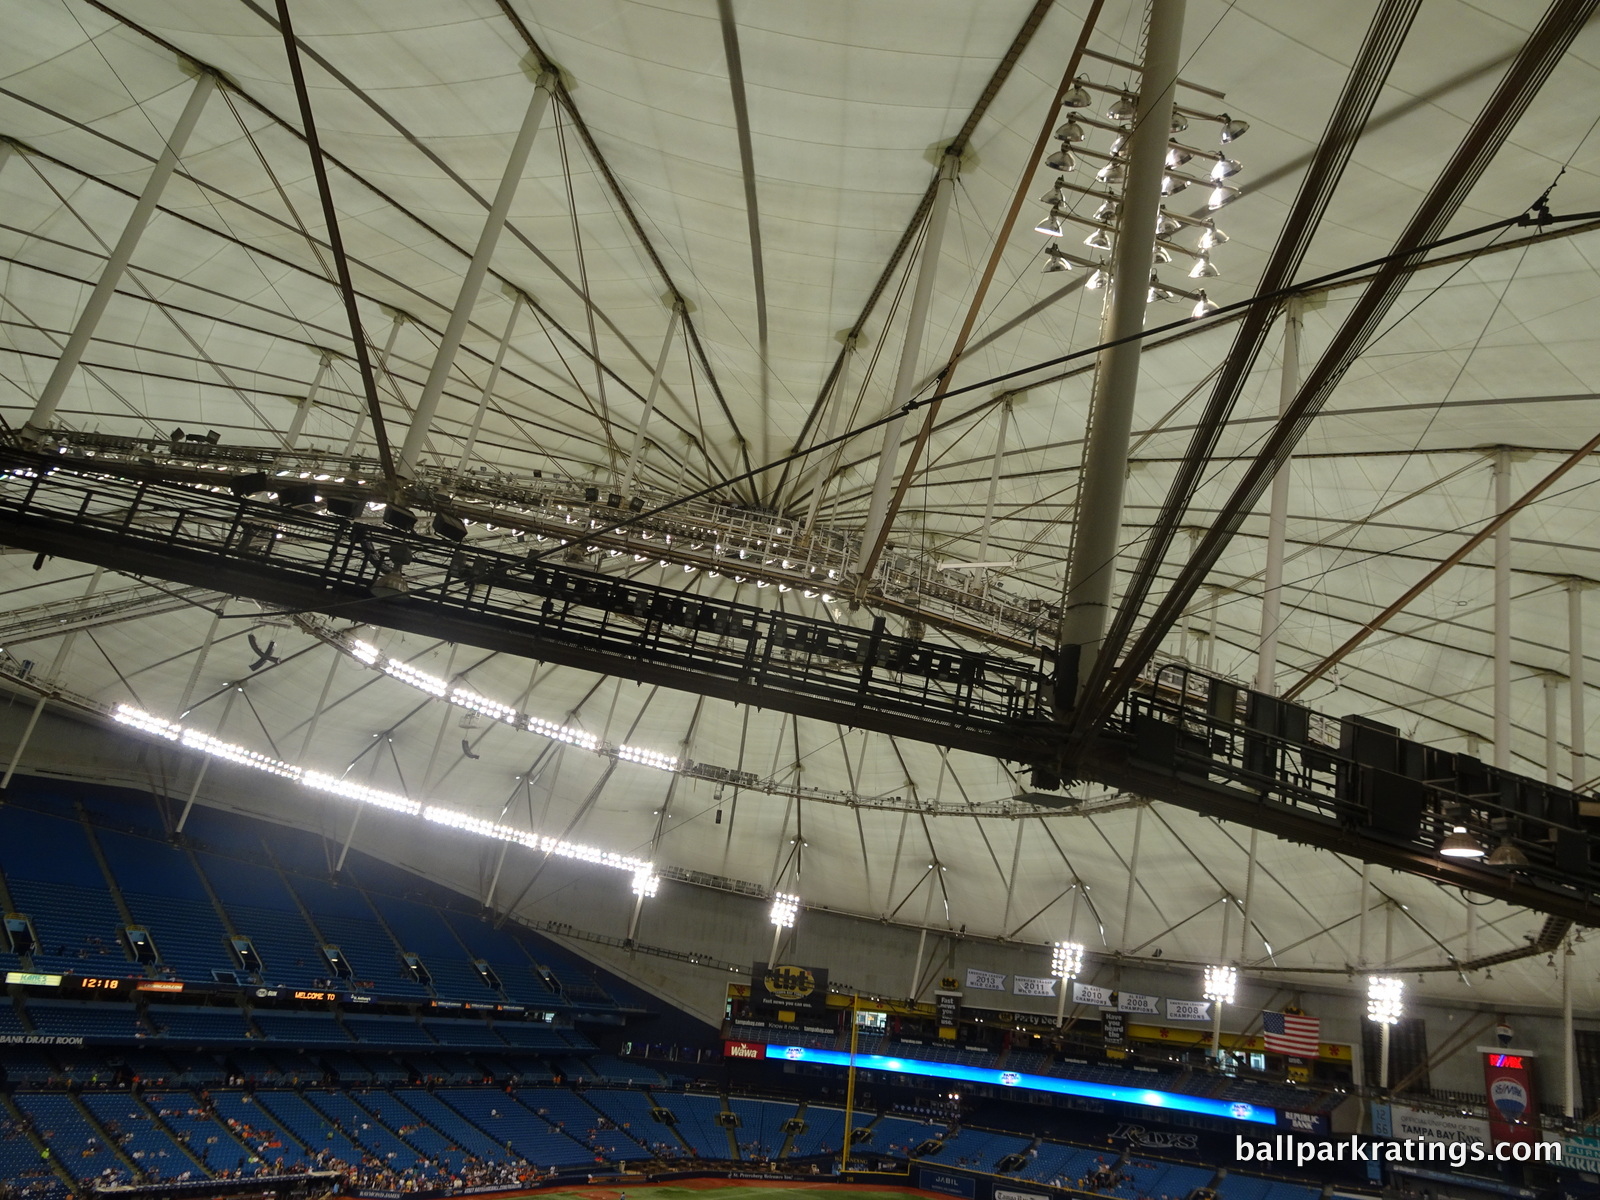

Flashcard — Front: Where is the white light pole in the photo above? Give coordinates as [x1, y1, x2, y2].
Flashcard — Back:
[1052, 941, 1085, 1027]
[626, 866, 659, 944]
[1367, 976, 1403, 1091]
[1204, 964, 1237, 1064]
[769, 891, 798, 963]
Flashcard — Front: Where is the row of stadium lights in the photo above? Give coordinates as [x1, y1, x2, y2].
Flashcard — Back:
[349, 638, 673, 766]
[111, 702, 662, 900]
[1037, 77, 1248, 318]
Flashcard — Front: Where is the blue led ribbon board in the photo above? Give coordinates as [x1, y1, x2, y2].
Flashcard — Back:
[763, 1045, 1277, 1125]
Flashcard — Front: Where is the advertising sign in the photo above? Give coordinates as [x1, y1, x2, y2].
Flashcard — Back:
[1101, 1011, 1127, 1047]
[917, 1169, 976, 1198]
[1482, 1051, 1540, 1147]
[750, 962, 829, 1013]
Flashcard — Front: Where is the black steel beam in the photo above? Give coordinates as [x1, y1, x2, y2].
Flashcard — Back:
[1, 451, 1597, 923]
[1078, 738, 1600, 926]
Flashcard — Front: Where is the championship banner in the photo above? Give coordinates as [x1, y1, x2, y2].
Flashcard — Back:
[1117, 991, 1160, 1014]
[1482, 1051, 1540, 1146]
[1074, 982, 1113, 1007]
[1165, 998, 1212, 1022]
[965, 968, 1007, 991]
[750, 961, 829, 1012]
[1013, 975, 1057, 998]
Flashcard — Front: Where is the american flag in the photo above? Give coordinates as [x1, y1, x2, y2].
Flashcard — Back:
[1262, 1010, 1320, 1057]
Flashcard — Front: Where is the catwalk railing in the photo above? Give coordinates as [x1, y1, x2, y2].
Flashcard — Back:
[0, 450, 1596, 922]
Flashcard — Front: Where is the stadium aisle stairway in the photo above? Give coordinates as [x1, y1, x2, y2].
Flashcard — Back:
[10, 1093, 131, 1185]
[654, 1092, 729, 1159]
[350, 1090, 474, 1173]
[76, 1092, 197, 1180]
[207, 1091, 311, 1171]
[141, 1091, 253, 1173]
[436, 1087, 590, 1169]
[517, 1087, 649, 1162]
[388, 1089, 507, 1161]
[299, 1089, 421, 1171]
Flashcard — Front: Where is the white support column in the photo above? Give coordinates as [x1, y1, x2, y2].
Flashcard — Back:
[1493, 448, 1512, 770]
[1378, 1022, 1392, 1092]
[1570, 579, 1588, 788]
[1564, 937, 1577, 1118]
[398, 73, 556, 479]
[175, 684, 238, 834]
[908, 926, 927, 1001]
[1000, 819, 1026, 933]
[802, 338, 857, 533]
[1545, 673, 1562, 786]
[977, 398, 1013, 564]
[1121, 805, 1145, 951]
[1197, 586, 1219, 673]
[177, 600, 226, 716]
[457, 294, 522, 472]
[345, 310, 407, 456]
[1058, 0, 1187, 687]
[2, 568, 104, 789]
[1238, 828, 1257, 961]
[1256, 299, 1301, 694]
[26, 72, 217, 436]
[1357, 861, 1371, 968]
[285, 353, 333, 451]
[622, 303, 682, 495]
[855, 154, 960, 577]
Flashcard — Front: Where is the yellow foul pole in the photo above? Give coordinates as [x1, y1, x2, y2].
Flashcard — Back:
[839, 991, 860, 1175]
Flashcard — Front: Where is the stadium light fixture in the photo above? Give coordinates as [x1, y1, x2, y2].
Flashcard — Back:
[1051, 941, 1085, 980]
[1367, 975, 1403, 1025]
[770, 892, 800, 929]
[1203, 964, 1237, 1005]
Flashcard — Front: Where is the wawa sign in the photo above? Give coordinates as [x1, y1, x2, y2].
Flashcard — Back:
[723, 1040, 766, 1060]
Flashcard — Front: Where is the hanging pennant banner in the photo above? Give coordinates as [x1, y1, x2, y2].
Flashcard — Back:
[1073, 982, 1113, 1007]
[1165, 999, 1212, 1022]
[965, 968, 1007, 991]
[1013, 976, 1057, 998]
[1117, 991, 1161, 1014]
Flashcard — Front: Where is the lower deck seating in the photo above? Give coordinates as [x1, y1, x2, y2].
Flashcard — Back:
[0, 1105, 64, 1198]
[437, 1087, 590, 1169]
[141, 1091, 253, 1173]
[11, 1093, 129, 1185]
[655, 1092, 729, 1159]
[517, 1087, 647, 1161]
[77, 1092, 193, 1180]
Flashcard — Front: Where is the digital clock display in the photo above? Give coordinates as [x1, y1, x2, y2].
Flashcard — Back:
[63, 976, 133, 996]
